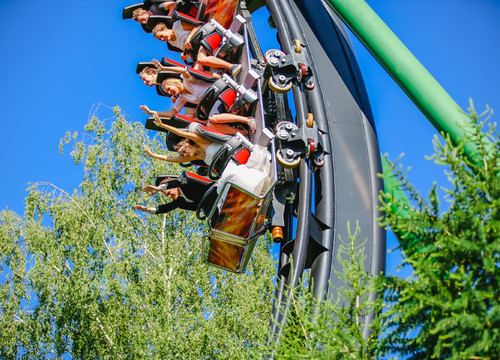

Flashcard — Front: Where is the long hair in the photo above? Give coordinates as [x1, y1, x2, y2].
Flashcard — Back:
[162, 78, 184, 93]
[174, 138, 204, 158]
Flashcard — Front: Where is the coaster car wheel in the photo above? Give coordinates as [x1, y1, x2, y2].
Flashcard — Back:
[264, 49, 286, 65]
[269, 76, 293, 94]
[275, 120, 298, 134]
[305, 78, 315, 90]
[306, 139, 315, 159]
[275, 121, 297, 141]
[297, 63, 307, 82]
[314, 157, 325, 168]
[276, 149, 301, 169]
[306, 113, 314, 128]
[293, 39, 302, 53]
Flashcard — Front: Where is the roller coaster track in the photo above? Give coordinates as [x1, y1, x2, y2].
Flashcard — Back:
[249, 0, 386, 342]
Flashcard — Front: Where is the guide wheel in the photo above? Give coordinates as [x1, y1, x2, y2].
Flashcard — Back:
[306, 113, 314, 127]
[269, 76, 293, 93]
[276, 149, 301, 169]
[306, 139, 315, 159]
[293, 39, 302, 53]
[297, 63, 307, 82]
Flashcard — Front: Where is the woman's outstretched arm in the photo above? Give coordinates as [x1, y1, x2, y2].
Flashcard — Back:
[140, 105, 179, 121]
[151, 59, 190, 77]
[152, 113, 200, 142]
[143, 147, 196, 163]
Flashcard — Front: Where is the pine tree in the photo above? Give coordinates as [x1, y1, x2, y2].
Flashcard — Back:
[260, 104, 499, 360]
[0, 104, 276, 359]
[379, 104, 500, 359]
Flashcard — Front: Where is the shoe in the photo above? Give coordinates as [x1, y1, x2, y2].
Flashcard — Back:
[230, 64, 242, 77]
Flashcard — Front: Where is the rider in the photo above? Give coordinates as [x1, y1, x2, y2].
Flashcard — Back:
[144, 113, 271, 196]
[132, 2, 177, 24]
[151, 21, 241, 76]
[135, 172, 213, 214]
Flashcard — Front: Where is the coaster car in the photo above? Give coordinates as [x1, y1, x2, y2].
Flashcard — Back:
[196, 73, 259, 120]
[155, 170, 214, 202]
[201, 157, 277, 273]
[182, 16, 245, 65]
[197, 13, 278, 273]
[146, 12, 205, 52]
[144, 114, 252, 177]
[144, 114, 209, 174]
[157, 57, 220, 87]
[149, 60, 259, 123]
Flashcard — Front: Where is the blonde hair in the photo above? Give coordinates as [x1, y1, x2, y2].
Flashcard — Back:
[132, 8, 146, 21]
[162, 78, 184, 93]
[140, 67, 158, 76]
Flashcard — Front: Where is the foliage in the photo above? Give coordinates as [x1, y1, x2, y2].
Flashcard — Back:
[0, 104, 276, 359]
[379, 104, 500, 359]
[261, 223, 384, 359]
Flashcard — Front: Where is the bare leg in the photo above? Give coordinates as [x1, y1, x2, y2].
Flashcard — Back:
[209, 113, 256, 132]
[197, 48, 233, 69]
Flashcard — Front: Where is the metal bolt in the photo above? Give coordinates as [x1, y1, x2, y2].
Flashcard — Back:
[278, 75, 286, 83]
[268, 57, 279, 66]
[285, 149, 295, 158]
[277, 130, 289, 140]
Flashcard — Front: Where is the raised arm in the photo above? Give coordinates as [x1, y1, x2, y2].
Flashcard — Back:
[152, 60, 190, 77]
[184, 25, 201, 50]
[159, 1, 177, 16]
[143, 147, 197, 163]
[152, 113, 199, 142]
[140, 105, 178, 120]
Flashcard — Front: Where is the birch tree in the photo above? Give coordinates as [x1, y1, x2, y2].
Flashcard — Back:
[0, 104, 276, 359]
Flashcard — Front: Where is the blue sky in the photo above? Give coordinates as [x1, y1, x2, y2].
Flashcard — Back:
[1, 1, 499, 273]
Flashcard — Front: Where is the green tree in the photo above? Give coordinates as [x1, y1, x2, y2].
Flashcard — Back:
[0, 104, 276, 359]
[379, 105, 500, 359]
[261, 223, 384, 359]
[259, 105, 499, 360]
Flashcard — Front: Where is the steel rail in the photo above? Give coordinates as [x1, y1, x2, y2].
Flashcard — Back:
[262, 0, 386, 343]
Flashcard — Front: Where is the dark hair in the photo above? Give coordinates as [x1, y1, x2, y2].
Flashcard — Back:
[153, 22, 168, 37]
[160, 178, 171, 185]
[174, 138, 195, 148]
